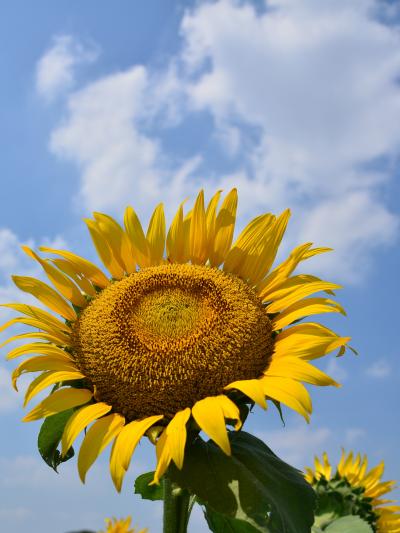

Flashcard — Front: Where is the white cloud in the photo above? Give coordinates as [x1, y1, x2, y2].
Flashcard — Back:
[365, 358, 392, 378]
[0, 367, 20, 412]
[179, 0, 400, 281]
[36, 35, 98, 101]
[324, 356, 348, 383]
[46, 0, 400, 282]
[256, 425, 332, 467]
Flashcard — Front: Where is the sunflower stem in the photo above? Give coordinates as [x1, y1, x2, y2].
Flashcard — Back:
[163, 477, 191, 533]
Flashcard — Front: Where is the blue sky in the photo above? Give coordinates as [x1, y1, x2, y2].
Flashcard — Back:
[0, 1, 399, 531]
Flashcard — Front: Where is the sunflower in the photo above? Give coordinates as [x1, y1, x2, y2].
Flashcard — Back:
[305, 450, 400, 532]
[2, 189, 350, 490]
[99, 517, 147, 533]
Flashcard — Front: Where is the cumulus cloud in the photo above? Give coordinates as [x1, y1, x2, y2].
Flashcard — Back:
[47, 0, 400, 282]
[36, 35, 98, 101]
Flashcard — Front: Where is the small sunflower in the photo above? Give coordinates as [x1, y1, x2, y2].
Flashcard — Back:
[99, 517, 147, 533]
[306, 450, 400, 532]
[2, 189, 350, 489]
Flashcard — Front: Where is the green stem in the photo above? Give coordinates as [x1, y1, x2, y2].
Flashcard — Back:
[163, 477, 191, 533]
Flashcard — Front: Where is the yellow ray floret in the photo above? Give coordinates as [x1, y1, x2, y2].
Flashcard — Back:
[99, 516, 147, 533]
[1, 188, 351, 489]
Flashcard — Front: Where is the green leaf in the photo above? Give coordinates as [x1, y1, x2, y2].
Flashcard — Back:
[205, 506, 266, 532]
[324, 516, 373, 532]
[37, 409, 75, 471]
[169, 431, 315, 533]
[134, 471, 163, 501]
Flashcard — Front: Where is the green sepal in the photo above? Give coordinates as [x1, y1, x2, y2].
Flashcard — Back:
[324, 515, 373, 532]
[169, 431, 315, 533]
[134, 471, 163, 501]
[37, 409, 75, 471]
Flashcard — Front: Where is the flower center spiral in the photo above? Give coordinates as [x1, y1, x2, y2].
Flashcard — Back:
[72, 264, 274, 420]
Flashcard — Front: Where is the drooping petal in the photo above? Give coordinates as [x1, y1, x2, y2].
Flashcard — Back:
[272, 297, 345, 330]
[39, 247, 109, 288]
[264, 356, 340, 387]
[61, 402, 112, 456]
[274, 322, 351, 360]
[165, 408, 191, 469]
[6, 342, 74, 360]
[265, 280, 342, 313]
[11, 276, 76, 322]
[22, 246, 87, 308]
[259, 376, 312, 421]
[0, 331, 69, 349]
[1, 303, 72, 335]
[93, 212, 136, 274]
[78, 413, 124, 482]
[152, 429, 171, 485]
[23, 388, 93, 422]
[224, 379, 267, 409]
[146, 203, 166, 265]
[12, 354, 77, 389]
[24, 370, 85, 406]
[110, 415, 163, 492]
[85, 219, 124, 279]
[192, 395, 240, 455]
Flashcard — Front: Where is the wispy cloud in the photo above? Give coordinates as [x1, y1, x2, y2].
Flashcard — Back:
[365, 359, 392, 378]
[36, 35, 98, 102]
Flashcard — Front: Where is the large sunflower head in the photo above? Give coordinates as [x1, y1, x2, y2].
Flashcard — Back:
[2, 189, 351, 489]
[305, 450, 400, 532]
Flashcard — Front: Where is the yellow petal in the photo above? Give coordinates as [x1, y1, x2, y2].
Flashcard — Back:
[266, 280, 342, 313]
[22, 246, 86, 308]
[210, 189, 238, 267]
[110, 414, 163, 492]
[61, 402, 112, 456]
[7, 342, 74, 360]
[205, 190, 222, 257]
[39, 247, 109, 288]
[223, 214, 275, 278]
[166, 203, 185, 263]
[265, 356, 339, 387]
[189, 190, 208, 265]
[50, 258, 97, 297]
[272, 297, 345, 330]
[192, 395, 238, 455]
[166, 408, 191, 469]
[23, 388, 93, 422]
[12, 354, 77, 390]
[0, 331, 69, 350]
[260, 376, 312, 421]
[85, 218, 124, 279]
[1, 303, 71, 335]
[245, 209, 291, 285]
[12, 276, 76, 322]
[78, 413, 124, 482]
[225, 379, 267, 409]
[124, 206, 151, 268]
[152, 429, 172, 485]
[274, 322, 351, 360]
[146, 203, 166, 264]
[257, 244, 332, 297]
[24, 370, 85, 406]
[93, 213, 136, 274]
